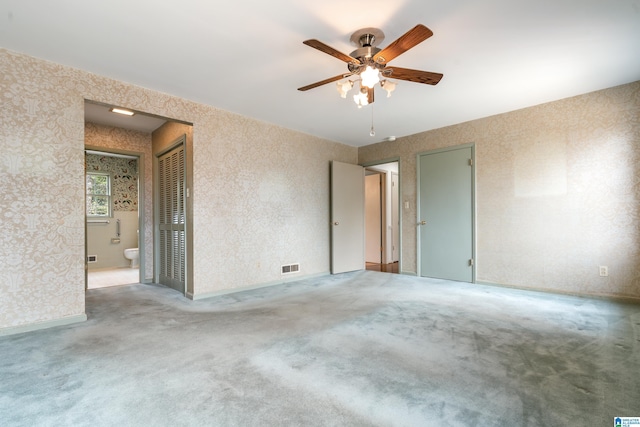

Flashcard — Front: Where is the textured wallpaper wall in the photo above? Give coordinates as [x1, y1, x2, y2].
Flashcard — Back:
[85, 123, 153, 280]
[1, 52, 86, 329]
[190, 114, 357, 296]
[0, 48, 357, 330]
[3, 44, 634, 333]
[359, 81, 640, 299]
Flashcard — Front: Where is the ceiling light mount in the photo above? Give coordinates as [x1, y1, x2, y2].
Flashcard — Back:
[349, 27, 385, 48]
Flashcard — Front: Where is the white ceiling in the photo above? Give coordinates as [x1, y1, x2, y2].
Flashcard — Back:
[1, 0, 639, 147]
[84, 102, 167, 133]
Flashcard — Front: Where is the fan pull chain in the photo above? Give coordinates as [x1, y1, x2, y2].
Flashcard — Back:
[370, 105, 375, 137]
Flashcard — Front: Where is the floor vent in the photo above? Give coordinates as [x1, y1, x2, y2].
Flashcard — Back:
[87, 255, 98, 263]
[281, 263, 300, 275]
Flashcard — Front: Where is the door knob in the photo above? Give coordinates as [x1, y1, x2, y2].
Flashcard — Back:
[333, 221, 339, 226]
[419, 220, 426, 225]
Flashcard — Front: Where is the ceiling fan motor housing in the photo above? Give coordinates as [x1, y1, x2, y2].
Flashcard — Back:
[348, 28, 387, 74]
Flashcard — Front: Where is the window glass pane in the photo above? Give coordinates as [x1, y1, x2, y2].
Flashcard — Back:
[86, 173, 111, 216]
[88, 174, 109, 195]
[88, 195, 109, 216]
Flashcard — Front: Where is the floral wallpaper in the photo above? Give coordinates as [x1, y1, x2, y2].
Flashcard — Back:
[1, 44, 637, 334]
[85, 153, 138, 211]
[359, 81, 640, 299]
[0, 47, 357, 332]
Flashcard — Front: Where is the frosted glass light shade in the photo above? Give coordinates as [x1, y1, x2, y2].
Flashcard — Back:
[336, 80, 353, 98]
[360, 66, 380, 89]
[353, 91, 369, 108]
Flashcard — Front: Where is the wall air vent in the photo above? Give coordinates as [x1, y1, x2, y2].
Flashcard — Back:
[87, 255, 98, 263]
[281, 263, 300, 275]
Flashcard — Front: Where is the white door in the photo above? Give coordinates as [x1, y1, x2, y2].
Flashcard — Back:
[331, 161, 364, 274]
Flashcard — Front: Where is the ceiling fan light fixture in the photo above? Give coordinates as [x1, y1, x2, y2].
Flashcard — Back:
[353, 91, 369, 108]
[360, 65, 380, 89]
[380, 80, 396, 97]
[299, 24, 442, 111]
[336, 80, 354, 98]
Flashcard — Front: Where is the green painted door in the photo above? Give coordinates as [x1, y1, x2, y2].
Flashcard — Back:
[418, 146, 474, 282]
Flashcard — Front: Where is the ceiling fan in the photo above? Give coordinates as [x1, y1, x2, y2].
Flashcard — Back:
[298, 24, 443, 107]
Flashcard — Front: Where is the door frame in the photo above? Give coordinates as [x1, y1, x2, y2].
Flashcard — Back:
[154, 135, 188, 295]
[84, 146, 146, 289]
[390, 171, 399, 263]
[361, 157, 402, 273]
[365, 170, 384, 264]
[416, 144, 476, 281]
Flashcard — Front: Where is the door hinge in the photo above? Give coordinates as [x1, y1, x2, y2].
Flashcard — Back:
[469, 258, 474, 267]
[468, 159, 473, 166]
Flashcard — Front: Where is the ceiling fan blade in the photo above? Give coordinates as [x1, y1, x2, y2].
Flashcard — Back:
[303, 39, 355, 63]
[373, 24, 433, 64]
[367, 87, 375, 104]
[298, 74, 347, 91]
[385, 67, 443, 85]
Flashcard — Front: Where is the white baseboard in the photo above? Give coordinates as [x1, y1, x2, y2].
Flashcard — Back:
[187, 271, 330, 301]
[0, 314, 87, 337]
[475, 280, 640, 304]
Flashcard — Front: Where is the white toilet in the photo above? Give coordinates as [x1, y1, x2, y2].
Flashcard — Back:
[123, 248, 139, 268]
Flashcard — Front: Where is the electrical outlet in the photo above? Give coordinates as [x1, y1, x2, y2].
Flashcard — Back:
[599, 266, 608, 277]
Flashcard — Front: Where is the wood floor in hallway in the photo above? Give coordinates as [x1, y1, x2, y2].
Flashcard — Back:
[365, 261, 399, 274]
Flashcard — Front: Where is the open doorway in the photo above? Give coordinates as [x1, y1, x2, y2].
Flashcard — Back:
[85, 149, 142, 289]
[84, 100, 192, 294]
[364, 161, 400, 274]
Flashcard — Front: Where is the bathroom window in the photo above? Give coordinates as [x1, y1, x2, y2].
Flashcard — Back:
[86, 172, 112, 217]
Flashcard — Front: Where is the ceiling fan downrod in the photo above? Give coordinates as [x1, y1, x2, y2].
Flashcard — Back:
[349, 27, 385, 72]
[359, 33, 376, 48]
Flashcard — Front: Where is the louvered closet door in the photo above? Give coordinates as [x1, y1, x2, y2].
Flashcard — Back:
[158, 145, 186, 293]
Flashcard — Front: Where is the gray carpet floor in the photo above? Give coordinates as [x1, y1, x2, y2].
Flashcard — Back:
[1, 271, 639, 426]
